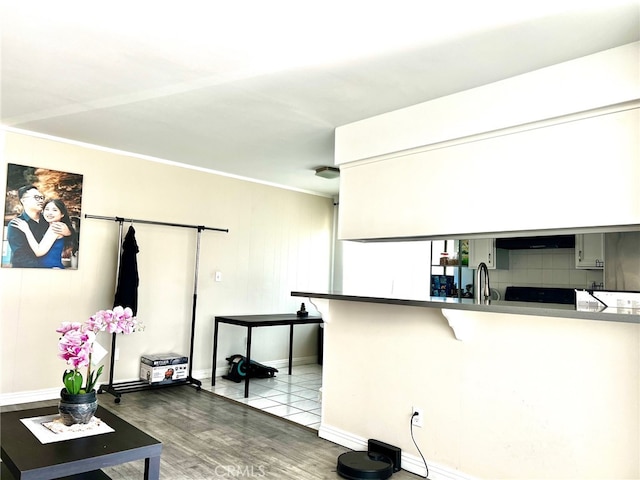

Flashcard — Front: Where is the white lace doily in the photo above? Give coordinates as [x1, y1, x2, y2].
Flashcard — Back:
[20, 414, 114, 444]
[42, 415, 105, 434]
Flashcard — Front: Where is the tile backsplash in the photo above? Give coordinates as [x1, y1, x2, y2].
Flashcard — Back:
[491, 248, 604, 298]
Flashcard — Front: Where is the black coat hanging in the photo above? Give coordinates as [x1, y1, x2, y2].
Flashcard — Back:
[114, 225, 139, 315]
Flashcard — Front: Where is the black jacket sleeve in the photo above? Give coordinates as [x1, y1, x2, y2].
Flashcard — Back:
[113, 226, 139, 315]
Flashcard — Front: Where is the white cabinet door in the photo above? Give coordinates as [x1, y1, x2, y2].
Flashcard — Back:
[575, 234, 604, 269]
[469, 239, 509, 270]
[470, 239, 495, 268]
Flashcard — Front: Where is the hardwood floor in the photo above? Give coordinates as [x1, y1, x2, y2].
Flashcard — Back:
[2, 386, 423, 479]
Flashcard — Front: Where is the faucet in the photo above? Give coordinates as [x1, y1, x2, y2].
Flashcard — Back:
[475, 262, 491, 304]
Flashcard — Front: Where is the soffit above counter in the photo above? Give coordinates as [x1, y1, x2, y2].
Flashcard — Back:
[335, 42, 640, 166]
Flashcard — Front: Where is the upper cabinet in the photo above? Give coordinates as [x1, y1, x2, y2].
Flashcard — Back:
[469, 239, 508, 270]
[575, 233, 604, 269]
[338, 108, 640, 241]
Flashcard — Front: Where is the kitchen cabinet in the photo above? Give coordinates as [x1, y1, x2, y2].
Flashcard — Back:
[337, 108, 639, 241]
[469, 239, 509, 270]
[575, 233, 604, 269]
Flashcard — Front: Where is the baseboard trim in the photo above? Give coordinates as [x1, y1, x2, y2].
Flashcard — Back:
[0, 357, 318, 406]
[0, 387, 60, 406]
[319, 424, 478, 480]
[213, 355, 318, 378]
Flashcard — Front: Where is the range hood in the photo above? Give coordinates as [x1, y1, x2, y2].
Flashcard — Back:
[496, 235, 575, 250]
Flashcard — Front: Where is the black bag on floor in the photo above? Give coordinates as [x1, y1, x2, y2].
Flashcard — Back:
[222, 354, 278, 383]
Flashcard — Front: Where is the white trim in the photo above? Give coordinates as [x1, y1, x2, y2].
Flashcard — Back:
[318, 423, 366, 451]
[0, 358, 318, 406]
[338, 100, 640, 170]
[442, 309, 475, 341]
[0, 387, 60, 406]
[319, 423, 480, 480]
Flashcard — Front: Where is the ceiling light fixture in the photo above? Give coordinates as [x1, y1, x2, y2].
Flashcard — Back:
[315, 166, 340, 179]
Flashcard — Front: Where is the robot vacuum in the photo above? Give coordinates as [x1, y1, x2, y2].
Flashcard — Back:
[336, 451, 394, 480]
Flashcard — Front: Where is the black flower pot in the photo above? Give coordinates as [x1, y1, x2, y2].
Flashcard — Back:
[58, 389, 98, 426]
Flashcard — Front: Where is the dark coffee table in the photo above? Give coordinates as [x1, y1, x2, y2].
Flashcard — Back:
[1, 405, 162, 480]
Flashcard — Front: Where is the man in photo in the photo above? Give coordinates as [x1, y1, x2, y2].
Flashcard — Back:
[6, 185, 70, 268]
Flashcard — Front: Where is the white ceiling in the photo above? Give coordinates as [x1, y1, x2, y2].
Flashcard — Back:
[2, 1, 639, 196]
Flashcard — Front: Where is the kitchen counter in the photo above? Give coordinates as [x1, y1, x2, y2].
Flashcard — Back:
[291, 291, 640, 324]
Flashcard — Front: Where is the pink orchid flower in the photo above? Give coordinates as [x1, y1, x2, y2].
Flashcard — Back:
[57, 306, 140, 394]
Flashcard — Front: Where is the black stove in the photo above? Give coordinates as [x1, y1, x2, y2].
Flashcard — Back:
[504, 286, 575, 305]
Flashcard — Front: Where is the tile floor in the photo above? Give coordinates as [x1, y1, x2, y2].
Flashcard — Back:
[203, 363, 322, 430]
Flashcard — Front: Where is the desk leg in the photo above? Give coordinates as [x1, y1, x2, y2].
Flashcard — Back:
[288, 324, 294, 375]
[244, 326, 252, 398]
[212, 319, 219, 386]
[145, 455, 161, 480]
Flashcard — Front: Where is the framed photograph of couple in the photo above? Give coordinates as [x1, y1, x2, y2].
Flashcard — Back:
[2, 163, 83, 270]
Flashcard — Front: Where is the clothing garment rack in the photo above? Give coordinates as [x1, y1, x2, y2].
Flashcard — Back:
[85, 214, 229, 403]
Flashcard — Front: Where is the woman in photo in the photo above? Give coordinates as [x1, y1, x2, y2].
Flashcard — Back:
[9, 198, 78, 268]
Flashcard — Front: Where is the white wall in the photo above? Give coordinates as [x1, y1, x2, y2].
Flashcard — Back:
[0, 130, 333, 402]
[341, 240, 432, 299]
[320, 300, 640, 479]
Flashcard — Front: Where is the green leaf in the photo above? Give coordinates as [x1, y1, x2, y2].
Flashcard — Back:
[85, 365, 104, 393]
[62, 369, 83, 395]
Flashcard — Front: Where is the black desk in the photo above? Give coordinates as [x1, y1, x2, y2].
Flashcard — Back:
[1, 405, 162, 480]
[212, 314, 323, 398]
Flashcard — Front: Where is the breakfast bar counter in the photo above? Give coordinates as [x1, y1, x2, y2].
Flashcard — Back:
[291, 291, 640, 324]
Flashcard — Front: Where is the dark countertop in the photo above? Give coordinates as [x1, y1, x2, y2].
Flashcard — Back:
[291, 291, 640, 324]
[214, 313, 323, 326]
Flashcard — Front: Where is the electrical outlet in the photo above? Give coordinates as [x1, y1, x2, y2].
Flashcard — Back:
[412, 406, 423, 427]
[114, 348, 120, 361]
